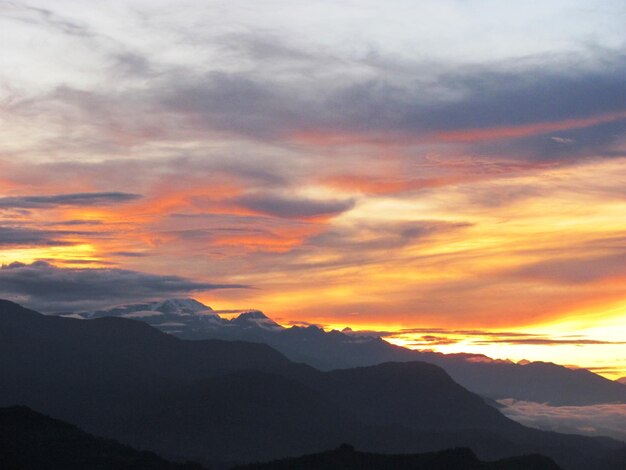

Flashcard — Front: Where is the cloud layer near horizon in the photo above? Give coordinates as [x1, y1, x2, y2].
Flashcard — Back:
[500, 400, 626, 443]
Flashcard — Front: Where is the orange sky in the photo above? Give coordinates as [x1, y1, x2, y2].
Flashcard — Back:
[2, 154, 626, 377]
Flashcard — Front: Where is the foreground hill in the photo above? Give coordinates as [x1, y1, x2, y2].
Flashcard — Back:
[70, 298, 626, 406]
[2, 300, 625, 470]
[0, 407, 561, 470]
[0, 406, 203, 469]
[234, 444, 562, 470]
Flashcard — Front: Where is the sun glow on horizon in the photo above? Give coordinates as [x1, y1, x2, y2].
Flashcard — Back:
[0, 244, 100, 267]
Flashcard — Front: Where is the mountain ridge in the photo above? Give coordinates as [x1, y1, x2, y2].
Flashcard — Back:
[233, 443, 563, 470]
[64, 298, 626, 406]
[0, 406, 564, 470]
[2, 299, 625, 470]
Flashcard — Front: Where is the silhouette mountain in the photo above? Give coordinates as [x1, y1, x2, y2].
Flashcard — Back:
[2, 299, 625, 470]
[0, 407, 565, 470]
[0, 406, 204, 469]
[70, 298, 626, 406]
[233, 444, 562, 470]
[617, 377, 626, 385]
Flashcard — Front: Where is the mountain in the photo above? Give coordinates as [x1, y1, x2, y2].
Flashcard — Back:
[2, 299, 625, 470]
[230, 310, 282, 331]
[0, 405, 563, 470]
[618, 377, 626, 385]
[234, 444, 562, 470]
[69, 298, 626, 406]
[0, 406, 204, 469]
[422, 356, 626, 406]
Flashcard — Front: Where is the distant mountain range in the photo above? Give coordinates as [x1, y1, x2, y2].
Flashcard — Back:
[65, 298, 626, 406]
[2, 299, 625, 470]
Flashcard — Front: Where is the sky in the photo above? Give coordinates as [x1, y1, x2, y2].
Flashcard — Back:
[1, 0, 625, 378]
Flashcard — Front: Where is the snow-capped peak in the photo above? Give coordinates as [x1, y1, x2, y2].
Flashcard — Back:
[77, 298, 216, 320]
[153, 298, 213, 315]
[236, 310, 269, 320]
[232, 310, 283, 330]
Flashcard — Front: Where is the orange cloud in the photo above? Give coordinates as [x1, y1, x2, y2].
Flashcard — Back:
[290, 110, 626, 148]
[435, 110, 626, 143]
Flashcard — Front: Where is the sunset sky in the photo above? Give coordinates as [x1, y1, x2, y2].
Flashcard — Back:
[1, 1, 625, 378]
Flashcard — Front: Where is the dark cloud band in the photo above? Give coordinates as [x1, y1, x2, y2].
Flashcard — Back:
[0, 261, 247, 312]
[233, 193, 355, 219]
[0, 192, 142, 209]
[0, 226, 77, 247]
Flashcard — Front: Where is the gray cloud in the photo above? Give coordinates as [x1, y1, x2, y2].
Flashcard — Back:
[512, 253, 626, 284]
[233, 192, 355, 219]
[307, 220, 471, 256]
[45, 219, 104, 226]
[2, 2, 95, 38]
[160, 71, 310, 139]
[0, 155, 295, 197]
[5, 5, 626, 166]
[0, 226, 77, 247]
[0, 261, 247, 312]
[499, 400, 626, 442]
[111, 52, 155, 77]
[217, 31, 325, 64]
[9, 38, 625, 167]
[0, 192, 141, 209]
[151, 50, 626, 158]
[426, 58, 626, 131]
[110, 251, 149, 258]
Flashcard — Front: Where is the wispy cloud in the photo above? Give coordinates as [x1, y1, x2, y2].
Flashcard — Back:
[0, 226, 77, 247]
[232, 192, 355, 219]
[0, 192, 141, 209]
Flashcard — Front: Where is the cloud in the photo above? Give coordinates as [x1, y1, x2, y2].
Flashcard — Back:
[0, 192, 141, 209]
[160, 71, 306, 139]
[0, 226, 76, 247]
[305, 220, 471, 258]
[551, 136, 575, 145]
[232, 192, 355, 219]
[351, 326, 624, 348]
[0, 261, 247, 312]
[109, 251, 148, 258]
[512, 253, 626, 284]
[45, 219, 104, 226]
[499, 400, 626, 442]
[474, 338, 626, 346]
[2, 2, 95, 38]
[25, 44, 623, 164]
[147, 50, 626, 160]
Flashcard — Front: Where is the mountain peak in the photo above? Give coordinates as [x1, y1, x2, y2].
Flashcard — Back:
[236, 310, 269, 320]
[153, 298, 213, 315]
[74, 298, 215, 321]
[232, 310, 283, 330]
